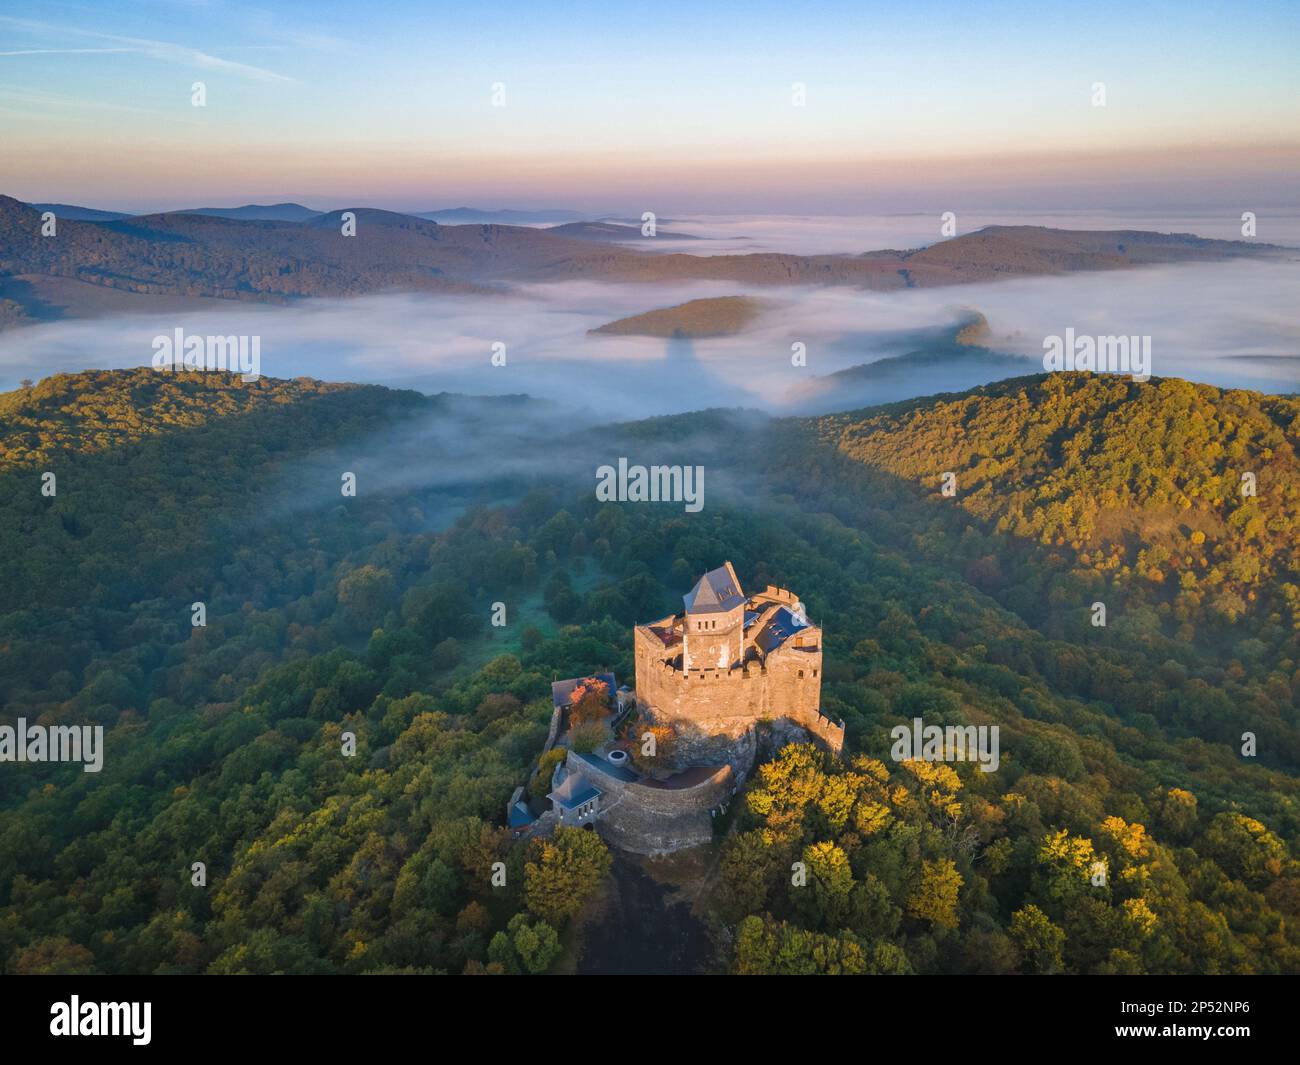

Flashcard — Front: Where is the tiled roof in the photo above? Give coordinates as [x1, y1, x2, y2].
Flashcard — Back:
[575, 750, 638, 783]
[548, 773, 602, 810]
[683, 561, 745, 614]
[755, 606, 810, 652]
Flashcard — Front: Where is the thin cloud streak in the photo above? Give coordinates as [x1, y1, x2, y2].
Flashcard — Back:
[0, 16, 295, 83]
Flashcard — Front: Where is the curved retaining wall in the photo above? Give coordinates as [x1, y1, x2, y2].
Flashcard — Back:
[569, 752, 735, 856]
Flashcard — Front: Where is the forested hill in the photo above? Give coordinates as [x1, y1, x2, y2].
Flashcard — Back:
[795, 374, 1300, 636]
[0, 370, 380, 467]
[2, 368, 1299, 975]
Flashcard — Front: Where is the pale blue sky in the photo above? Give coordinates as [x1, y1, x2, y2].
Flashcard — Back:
[1, 0, 1297, 212]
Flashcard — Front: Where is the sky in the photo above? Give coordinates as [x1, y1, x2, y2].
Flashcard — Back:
[0, 0, 1298, 214]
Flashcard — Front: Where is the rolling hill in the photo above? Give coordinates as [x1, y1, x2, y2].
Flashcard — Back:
[0, 194, 1286, 326]
[781, 373, 1300, 650]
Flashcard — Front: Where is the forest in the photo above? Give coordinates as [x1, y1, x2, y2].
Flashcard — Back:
[1, 368, 1297, 974]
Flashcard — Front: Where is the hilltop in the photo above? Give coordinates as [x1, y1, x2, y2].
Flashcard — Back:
[590, 295, 763, 337]
[0, 371, 368, 468]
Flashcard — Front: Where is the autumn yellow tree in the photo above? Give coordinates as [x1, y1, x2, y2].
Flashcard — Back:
[901, 758, 963, 824]
[798, 841, 855, 929]
[907, 858, 963, 930]
[1038, 828, 1106, 905]
[746, 743, 828, 842]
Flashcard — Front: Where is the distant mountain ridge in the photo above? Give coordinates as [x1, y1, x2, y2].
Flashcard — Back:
[26, 200, 582, 225]
[176, 203, 322, 221]
[0, 194, 1287, 327]
[31, 203, 131, 222]
[26, 201, 323, 222]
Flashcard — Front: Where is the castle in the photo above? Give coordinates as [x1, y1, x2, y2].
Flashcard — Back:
[511, 563, 844, 855]
[634, 562, 844, 771]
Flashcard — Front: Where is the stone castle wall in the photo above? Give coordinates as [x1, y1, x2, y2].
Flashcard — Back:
[794, 707, 846, 755]
[634, 626, 836, 767]
[634, 635, 823, 721]
[569, 752, 735, 855]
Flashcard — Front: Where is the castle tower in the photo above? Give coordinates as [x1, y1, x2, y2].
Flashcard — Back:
[682, 561, 745, 674]
[633, 562, 843, 770]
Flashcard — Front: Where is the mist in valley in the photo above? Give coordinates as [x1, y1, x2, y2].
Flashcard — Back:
[616, 207, 1300, 256]
[1, 254, 1296, 419]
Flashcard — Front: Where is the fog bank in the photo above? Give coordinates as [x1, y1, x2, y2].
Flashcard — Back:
[1, 258, 1296, 414]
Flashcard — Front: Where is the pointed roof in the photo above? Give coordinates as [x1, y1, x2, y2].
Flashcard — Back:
[548, 773, 602, 810]
[683, 561, 745, 614]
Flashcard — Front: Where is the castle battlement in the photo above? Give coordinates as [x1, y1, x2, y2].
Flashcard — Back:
[758, 584, 800, 607]
[648, 658, 766, 681]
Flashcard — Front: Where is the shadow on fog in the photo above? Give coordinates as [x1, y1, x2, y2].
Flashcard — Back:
[2, 259, 1297, 408]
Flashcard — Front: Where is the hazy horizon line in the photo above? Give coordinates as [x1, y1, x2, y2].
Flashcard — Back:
[7, 140, 1297, 218]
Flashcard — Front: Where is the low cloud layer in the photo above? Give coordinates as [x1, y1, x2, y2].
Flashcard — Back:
[1, 257, 1296, 417]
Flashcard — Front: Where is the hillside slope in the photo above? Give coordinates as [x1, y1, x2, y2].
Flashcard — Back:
[805, 374, 1300, 631]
